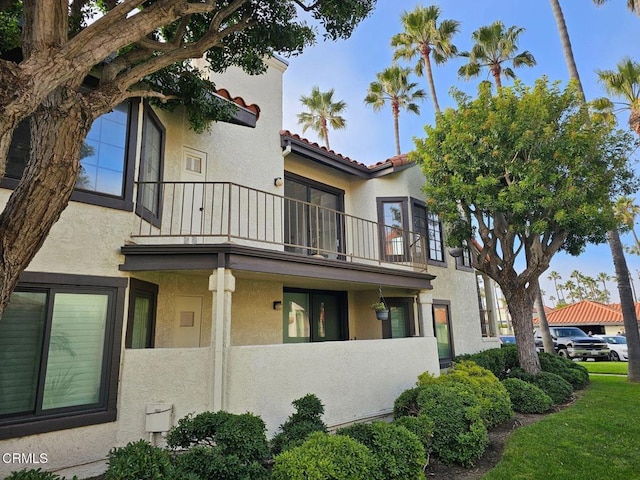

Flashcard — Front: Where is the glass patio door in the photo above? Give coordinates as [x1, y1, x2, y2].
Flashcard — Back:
[284, 176, 343, 259]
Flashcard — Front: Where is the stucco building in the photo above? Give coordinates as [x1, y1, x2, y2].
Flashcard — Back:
[0, 57, 499, 477]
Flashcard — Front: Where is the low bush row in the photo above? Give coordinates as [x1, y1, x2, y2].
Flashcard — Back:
[9, 347, 589, 479]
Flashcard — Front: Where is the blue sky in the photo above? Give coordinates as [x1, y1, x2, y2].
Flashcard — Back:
[281, 1, 640, 305]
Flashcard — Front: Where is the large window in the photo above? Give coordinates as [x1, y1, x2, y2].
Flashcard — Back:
[283, 289, 347, 343]
[284, 174, 344, 259]
[3, 101, 143, 211]
[377, 198, 409, 262]
[0, 274, 125, 439]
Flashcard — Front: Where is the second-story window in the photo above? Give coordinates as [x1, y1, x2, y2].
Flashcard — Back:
[377, 197, 409, 262]
[136, 105, 165, 227]
[3, 101, 139, 211]
[284, 173, 344, 259]
[412, 201, 445, 264]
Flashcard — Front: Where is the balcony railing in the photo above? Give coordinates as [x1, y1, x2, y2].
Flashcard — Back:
[133, 181, 428, 269]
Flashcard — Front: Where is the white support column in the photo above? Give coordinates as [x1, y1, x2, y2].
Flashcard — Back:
[417, 291, 434, 337]
[208, 268, 236, 412]
[482, 273, 498, 337]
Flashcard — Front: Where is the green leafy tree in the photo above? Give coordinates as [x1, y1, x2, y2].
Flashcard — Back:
[364, 65, 426, 156]
[297, 86, 347, 150]
[458, 20, 536, 88]
[549, 0, 640, 383]
[0, 0, 376, 315]
[414, 79, 637, 374]
[390, 4, 459, 114]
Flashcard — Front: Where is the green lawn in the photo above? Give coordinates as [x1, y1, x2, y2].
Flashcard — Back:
[484, 376, 640, 479]
[580, 361, 628, 375]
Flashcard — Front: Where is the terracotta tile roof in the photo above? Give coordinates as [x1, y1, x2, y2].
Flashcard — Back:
[541, 300, 640, 326]
[214, 88, 261, 119]
[280, 130, 415, 169]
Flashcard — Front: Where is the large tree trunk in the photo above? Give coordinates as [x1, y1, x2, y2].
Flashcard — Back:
[505, 289, 541, 374]
[607, 229, 640, 382]
[421, 46, 440, 114]
[0, 87, 91, 313]
[629, 108, 640, 137]
[549, 0, 586, 102]
[535, 279, 556, 354]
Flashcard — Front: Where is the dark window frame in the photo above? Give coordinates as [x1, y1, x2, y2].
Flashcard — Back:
[455, 241, 474, 272]
[376, 197, 410, 263]
[1, 101, 139, 212]
[432, 300, 454, 369]
[135, 103, 166, 228]
[126, 278, 159, 349]
[282, 287, 348, 343]
[410, 198, 447, 267]
[0, 272, 126, 440]
[283, 172, 345, 258]
[381, 297, 416, 339]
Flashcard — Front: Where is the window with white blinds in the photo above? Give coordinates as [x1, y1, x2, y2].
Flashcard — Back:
[0, 288, 112, 419]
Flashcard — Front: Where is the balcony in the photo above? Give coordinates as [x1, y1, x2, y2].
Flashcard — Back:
[132, 181, 429, 270]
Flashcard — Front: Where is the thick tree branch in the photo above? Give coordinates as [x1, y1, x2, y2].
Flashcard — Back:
[292, 0, 321, 12]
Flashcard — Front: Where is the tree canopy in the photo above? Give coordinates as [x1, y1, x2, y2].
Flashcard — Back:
[414, 78, 638, 373]
[0, 0, 376, 313]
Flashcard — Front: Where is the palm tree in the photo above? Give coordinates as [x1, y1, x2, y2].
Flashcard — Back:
[594, 58, 640, 136]
[547, 271, 564, 302]
[297, 86, 347, 150]
[593, 0, 640, 16]
[614, 196, 640, 250]
[549, 0, 640, 382]
[391, 5, 459, 114]
[563, 280, 577, 303]
[457, 20, 536, 88]
[596, 272, 611, 302]
[364, 66, 426, 156]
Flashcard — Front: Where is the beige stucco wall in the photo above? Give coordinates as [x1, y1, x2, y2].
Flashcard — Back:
[231, 278, 283, 346]
[225, 337, 440, 434]
[116, 348, 211, 446]
[0, 422, 116, 477]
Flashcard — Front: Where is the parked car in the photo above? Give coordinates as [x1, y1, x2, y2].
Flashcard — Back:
[534, 327, 609, 361]
[598, 335, 628, 362]
[499, 335, 516, 345]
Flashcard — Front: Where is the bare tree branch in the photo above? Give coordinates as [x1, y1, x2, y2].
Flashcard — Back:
[292, 0, 321, 12]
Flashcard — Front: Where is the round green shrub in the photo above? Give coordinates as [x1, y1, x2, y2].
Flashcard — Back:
[272, 432, 377, 480]
[506, 367, 534, 383]
[502, 345, 520, 372]
[533, 371, 574, 404]
[393, 386, 422, 419]
[538, 352, 589, 389]
[105, 440, 174, 480]
[455, 348, 507, 379]
[416, 383, 488, 467]
[394, 414, 434, 454]
[173, 445, 269, 480]
[439, 361, 513, 428]
[337, 422, 426, 480]
[502, 378, 554, 413]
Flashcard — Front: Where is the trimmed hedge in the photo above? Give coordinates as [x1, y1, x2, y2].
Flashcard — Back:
[4, 470, 76, 480]
[105, 440, 174, 480]
[416, 383, 488, 467]
[394, 414, 434, 455]
[271, 393, 328, 455]
[337, 421, 426, 480]
[502, 378, 554, 413]
[538, 351, 589, 389]
[272, 432, 377, 480]
[533, 371, 574, 404]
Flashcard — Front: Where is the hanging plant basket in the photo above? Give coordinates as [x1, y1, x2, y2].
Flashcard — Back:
[375, 309, 390, 321]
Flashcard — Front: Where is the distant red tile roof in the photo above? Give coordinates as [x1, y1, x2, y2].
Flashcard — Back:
[280, 130, 415, 170]
[215, 88, 260, 119]
[539, 300, 640, 326]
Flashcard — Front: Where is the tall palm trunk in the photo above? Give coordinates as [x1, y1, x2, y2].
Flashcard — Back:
[630, 108, 640, 136]
[321, 117, 330, 150]
[491, 66, 502, 88]
[550, 0, 640, 382]
[421, 45, 441, 114]
[549, 0, 586, 102]
[608, 230, 640, 381]
[392, 100, 401, 156]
